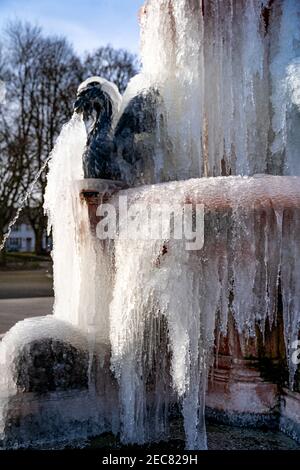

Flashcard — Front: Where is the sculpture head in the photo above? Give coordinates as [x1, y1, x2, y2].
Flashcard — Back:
[74, 77, 123, 179]
[74, 76, 122, 133]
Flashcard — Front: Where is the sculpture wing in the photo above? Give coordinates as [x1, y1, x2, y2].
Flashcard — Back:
[113, 89, 162, 184]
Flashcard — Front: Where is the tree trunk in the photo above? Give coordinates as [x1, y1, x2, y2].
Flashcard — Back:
[34, 225, 45, 255]
[0, 227, 6, 267]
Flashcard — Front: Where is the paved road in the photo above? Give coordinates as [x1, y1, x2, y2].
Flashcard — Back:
[0, 297, 54, 335]
[0, 270, 53, 299]
[0, 270, 54, 335]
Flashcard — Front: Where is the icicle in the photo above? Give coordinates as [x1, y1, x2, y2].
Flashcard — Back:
[270, 0, 300, 175]
[281, 206, 300, 387]
[44, 114, 86, 327]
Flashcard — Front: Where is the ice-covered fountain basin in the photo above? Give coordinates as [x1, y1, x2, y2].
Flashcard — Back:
[82, 174, 300, 384]
[82, 173, 300, 443]
[82, 174, 300, 219]
[1, 175, 300, 449]
[83, 174, 300, 265]
[128, 174, 299, 208]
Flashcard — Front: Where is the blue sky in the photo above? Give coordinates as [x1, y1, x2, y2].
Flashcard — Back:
[0, 0, 144, 55]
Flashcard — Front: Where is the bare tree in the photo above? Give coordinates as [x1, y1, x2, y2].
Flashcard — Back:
[24, 33, 83, 254]
[0, 25, 138, 259]
[84, 45, 138, 94]
[0, 31, 32, 265]
[4, 22, 83, 254]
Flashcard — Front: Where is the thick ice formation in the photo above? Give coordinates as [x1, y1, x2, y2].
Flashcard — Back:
[105, 0, 300, 447]
[44, 115, 114, 342]
[270, 0, 300, 175]
[0, 315, 120, 447]
[108, 176, 300, 449]
[121, 0, 300, 181]
[43, 0, 300, 451]
[0, 316, 88, 395]
[44, 115, 85, 326]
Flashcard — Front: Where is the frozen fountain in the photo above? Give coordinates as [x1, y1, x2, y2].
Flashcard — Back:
[1, 0, 300, 450]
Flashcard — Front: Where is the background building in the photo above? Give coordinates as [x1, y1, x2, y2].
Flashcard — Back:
[6, 216, 48, 253]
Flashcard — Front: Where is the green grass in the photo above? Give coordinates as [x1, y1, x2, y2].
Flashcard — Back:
[1, 252, 52, 271]
[6, 252, 51, 262]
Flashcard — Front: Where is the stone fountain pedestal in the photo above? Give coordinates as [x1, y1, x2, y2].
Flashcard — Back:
[0, 175, 300, 448]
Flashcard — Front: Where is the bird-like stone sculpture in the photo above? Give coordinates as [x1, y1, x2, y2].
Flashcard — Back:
[74, 76, 163, 185]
